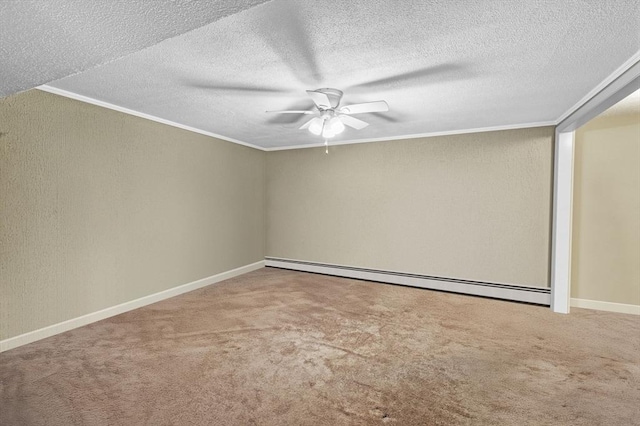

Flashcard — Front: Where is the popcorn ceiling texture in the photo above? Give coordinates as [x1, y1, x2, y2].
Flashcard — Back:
[44, 0, 640, 148]
[0, 0, 272, 97]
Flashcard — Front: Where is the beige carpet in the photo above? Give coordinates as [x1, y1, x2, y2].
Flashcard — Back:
[1, 268, 638, 425]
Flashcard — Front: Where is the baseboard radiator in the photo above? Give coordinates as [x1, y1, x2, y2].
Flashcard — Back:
[265, 257, 550, 305]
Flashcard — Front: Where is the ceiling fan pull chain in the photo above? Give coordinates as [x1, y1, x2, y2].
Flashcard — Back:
[325, 139, 329, 154]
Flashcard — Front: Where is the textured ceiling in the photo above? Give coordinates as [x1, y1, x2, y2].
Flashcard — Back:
[0, 0, 272, 97]
[21, 1, 640, 148]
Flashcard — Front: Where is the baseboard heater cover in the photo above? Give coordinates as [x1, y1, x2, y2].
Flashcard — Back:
[265, 257, 550, 305]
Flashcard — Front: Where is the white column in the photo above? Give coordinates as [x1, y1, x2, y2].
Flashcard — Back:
[550, 130, 575, 313]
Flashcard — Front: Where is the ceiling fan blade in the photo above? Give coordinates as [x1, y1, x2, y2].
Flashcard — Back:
[266, 110, 315, 114]
[370, 111, 401, 123]
[300, 117, 321, 130]
[306, 90, 332, 109]
[257, 1, 322, 85]
[266, 100, 316, 125]
[339, 114, 369, 130]
[184, 80, 290, 94]
[351, 63, 467, 90]
[340, 101, 389, 115]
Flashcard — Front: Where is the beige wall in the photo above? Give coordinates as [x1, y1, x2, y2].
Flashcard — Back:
[572, 112, 640, 305]
[0, 90, 265, 340]
[267, 127, 554, 288]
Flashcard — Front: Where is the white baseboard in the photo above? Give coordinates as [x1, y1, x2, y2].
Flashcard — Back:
[0, 260, 265, 353]
[571, 298, 640, 315]
[265, 257, 551, 305]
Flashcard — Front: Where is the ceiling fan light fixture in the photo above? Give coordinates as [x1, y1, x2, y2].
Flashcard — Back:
[268, 88, 389, 140]
[321, 124, 336, 139]
[328, 116, 345, 134]
[308, 117, 323, 135]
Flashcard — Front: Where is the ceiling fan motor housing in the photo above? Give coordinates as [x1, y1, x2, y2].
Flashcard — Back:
[315, 88, 343, 109]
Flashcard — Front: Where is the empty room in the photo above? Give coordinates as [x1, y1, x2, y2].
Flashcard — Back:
[1, 1, 639, 425]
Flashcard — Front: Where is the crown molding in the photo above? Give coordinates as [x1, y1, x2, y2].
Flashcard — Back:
[38, 85, 556, 152]
[556, 50, 640, 125]
[263, 121, 557, 151]
[38, 50, 639, 153]
[37, 85, 267, 151]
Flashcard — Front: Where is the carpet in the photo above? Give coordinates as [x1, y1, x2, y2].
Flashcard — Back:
[1, 267, 638, 425]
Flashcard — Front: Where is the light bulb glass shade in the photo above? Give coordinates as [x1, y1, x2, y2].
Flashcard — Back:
[328, 116, 345, 134]
[308, 117, 323, 135]
[322, 124, 336, 138]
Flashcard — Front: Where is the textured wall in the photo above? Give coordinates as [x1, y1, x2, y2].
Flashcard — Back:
[0, 90, 265, 340]
[572, 112, 640, 305]
[267, 127, 554, 288]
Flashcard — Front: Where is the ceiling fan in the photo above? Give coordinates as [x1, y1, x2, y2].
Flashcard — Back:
[266, 88, 389, 140]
